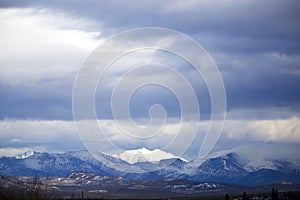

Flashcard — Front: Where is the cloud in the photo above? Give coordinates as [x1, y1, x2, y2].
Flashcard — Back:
[226, 107, 300, 120]
[0, 8, 101, 86]
[0, 119, 82, 152]
[223, 117, 300, 143]
[0, 147, 45, 157]
[0, 8, 102, 120]
[0, 117, 299, 157]
[0, 1, 300, 158]
[215, 51, 300, 111]
[0, 118, 202, 158]
[0, 3, 299, 120]
[3, 1, 300, 45]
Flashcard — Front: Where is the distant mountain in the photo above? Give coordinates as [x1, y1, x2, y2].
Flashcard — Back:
[0, 151, 122, 177]
[182, 150, 300, 186]
[111, 147, 187, 164]
[1, 147, 300, 186]
[185, 153, 248, 183]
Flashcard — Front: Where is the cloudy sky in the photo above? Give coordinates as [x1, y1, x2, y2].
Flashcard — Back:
[0, 0, 300, 160]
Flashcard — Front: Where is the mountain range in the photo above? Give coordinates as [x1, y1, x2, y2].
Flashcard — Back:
[1, 147, 300, 186]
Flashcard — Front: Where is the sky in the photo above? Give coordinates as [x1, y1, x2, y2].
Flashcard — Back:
[0, 0, 300, 160]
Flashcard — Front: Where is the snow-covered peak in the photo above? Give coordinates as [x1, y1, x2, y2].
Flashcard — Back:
[112, 148, 187, 164]
[15, 150, 34, 159]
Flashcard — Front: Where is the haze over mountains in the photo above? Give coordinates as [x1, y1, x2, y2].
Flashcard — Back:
[1, 146, 300, 186]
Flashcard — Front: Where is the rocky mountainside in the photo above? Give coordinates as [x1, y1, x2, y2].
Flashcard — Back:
[1, 171, 300, 199]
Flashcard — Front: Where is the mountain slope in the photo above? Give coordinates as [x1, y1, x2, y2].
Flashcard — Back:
[0, 151, 123, 177]
[182, 150, 300, 186]
[186, 153, 249, 184]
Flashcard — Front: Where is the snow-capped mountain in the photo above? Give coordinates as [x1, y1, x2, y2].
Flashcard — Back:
[1, 146, 300, 186]
[15, 150, 34, 159]
[180, 146, 300, 185]
[111, 147, 187, 164]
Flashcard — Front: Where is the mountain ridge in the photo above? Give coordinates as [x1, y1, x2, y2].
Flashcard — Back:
[1, 148, 300, 186]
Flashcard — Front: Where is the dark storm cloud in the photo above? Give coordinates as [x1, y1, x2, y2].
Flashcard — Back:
[0, 0, 299, 120]
[218, 52, 300, 112]
[0, 82, 72, 120]
[2, 0, 299, 53]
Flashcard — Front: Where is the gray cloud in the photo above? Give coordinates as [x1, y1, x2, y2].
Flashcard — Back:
[0, 1, 300, 156]
[2, 1, 300, 43]
[0, 1, 299, 120]
[0, 117, 299, 159]
[0, 120, 83, 153]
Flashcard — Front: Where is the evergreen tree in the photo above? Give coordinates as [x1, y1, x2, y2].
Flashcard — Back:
[225, 193, 230, 200]
[242, 191, 248, 200]
[288, 191, 292, 200]
[272, 188, 279, 200]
